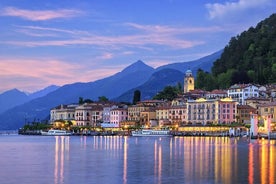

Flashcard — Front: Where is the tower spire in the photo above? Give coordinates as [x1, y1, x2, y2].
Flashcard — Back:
[184, 69, 194, 93]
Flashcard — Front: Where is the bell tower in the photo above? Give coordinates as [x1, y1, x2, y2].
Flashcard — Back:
[184, 69, 194, 93]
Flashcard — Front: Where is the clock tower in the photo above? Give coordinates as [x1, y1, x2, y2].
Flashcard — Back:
[184, 69, 194, 93]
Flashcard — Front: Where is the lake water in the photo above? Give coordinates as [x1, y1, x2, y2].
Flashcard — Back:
[0, 135, 275, 184]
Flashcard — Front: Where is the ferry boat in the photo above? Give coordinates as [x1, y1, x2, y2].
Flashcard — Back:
[131, 129, 172, 137]
[41, 130, 72, 136]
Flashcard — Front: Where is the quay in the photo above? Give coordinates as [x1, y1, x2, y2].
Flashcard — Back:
[17, 125, 276, 139]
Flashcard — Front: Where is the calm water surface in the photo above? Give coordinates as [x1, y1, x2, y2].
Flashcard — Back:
[0, 135, 275, 184]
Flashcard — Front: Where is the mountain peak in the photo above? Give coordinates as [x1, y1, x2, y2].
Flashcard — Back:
[121, 60, 154, 74]
[2, 88, 24, 95]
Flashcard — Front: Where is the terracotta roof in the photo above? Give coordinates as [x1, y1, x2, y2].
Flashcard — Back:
[209, 89, 227, 94]
[258, 101, 276, 107]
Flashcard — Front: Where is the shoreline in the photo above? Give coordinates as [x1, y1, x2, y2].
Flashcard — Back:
[17, 129, 276, 139]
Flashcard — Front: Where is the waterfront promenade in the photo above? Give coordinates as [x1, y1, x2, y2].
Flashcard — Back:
[17, 126, 276, 139]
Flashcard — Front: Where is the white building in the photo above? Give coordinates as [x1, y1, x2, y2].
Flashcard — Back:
[227, 84, 259, 105]
[75, 103, 103, 126]
[50, 104, 78, 123]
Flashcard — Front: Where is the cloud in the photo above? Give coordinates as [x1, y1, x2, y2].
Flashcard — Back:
[95, 52, 114, 60]
[4, 23, 219, 49]
[0, 57, 120, 93]
[206, 0, 272, 20]
[126, 23, 224, 34]
[1, 7, 83, 21]
[15, 25, 88, 35]
[4, 34, 204, 49]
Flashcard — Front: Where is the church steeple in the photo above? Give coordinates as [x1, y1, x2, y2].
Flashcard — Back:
[184, 69, 194, 93]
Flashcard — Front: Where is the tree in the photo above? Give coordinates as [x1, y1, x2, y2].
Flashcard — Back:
[195, 69, 216, 90]
[132, 90, 141, 105]
[207, 14, 276, 89]
[98, 96, 109, 103]
[79, 97, 84, 104]
[153, 86, 178, 101]
[176, 82, 182, 94]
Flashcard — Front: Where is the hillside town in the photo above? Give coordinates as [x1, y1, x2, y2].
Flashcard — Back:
[48, 70, 276, 135]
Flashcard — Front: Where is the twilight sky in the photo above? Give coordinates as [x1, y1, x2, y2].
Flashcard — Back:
[0, 0, 275, 93]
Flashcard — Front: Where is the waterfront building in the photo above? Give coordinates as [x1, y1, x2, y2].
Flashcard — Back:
[140, 109, 157, 127]
[245, 97, 270, 110]
[236, 105, 256, 124]
[102, 105, 119, 123]
[75, 103, 103, 126]
[206, 89, 228, 99]
[258, 102, 276, 124]
[217, 98, 238, 124]
[90, 106, 103, 127]
[156, 106, 170, 126]
[183, 69, 194, 93]
[168, 105, 187, 126]
[110, 107, 128, 127]
[75, 103, 92, 126]
[50, 104, 78, 124]
[227, 84, 259, 105]
[128, 103, 154, 121]
[187, 98, 237, 125]
[102, 106, 112, 123]
[187, 98, 216, 125]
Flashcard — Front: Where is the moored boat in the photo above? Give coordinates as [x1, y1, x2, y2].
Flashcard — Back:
[131, 129, 172, 137]
[41, 129, 72, 136]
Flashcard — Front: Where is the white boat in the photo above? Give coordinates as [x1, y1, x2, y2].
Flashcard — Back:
[41, 130, 72, 136]
[131, 129, 172, 137]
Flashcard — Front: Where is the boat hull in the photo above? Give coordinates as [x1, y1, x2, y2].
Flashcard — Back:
[41, 130, 72, 136]
[131, 129, 172, 137]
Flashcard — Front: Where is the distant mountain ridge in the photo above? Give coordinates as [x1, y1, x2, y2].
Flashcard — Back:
[0, 51, 221, 130]
[0, 89, 29, 114]
[0, 85, 60, 114]
[29, 85, 60, 100]
[156, 50, 223, 75]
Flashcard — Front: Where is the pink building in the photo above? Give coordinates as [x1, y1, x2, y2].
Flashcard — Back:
[110, 108, 128, 127]
[217, 98, 237, 124]
[187, 98, 237, 125]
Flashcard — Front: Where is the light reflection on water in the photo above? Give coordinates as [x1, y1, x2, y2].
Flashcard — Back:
[54, 136, 70, 184]
[0, 136, 275, 184]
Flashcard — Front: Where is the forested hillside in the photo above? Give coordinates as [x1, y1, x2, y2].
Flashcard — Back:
[196, 13, 276, 90]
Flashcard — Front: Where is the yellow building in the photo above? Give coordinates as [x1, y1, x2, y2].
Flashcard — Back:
[50, 104, 78, 124]
[127, 104, 152, 122]
[156, 106, 170, 125]
[140, 110, 156, 127]
[257, 102, 276, 131]
[184, 69, 194, 93]
[236, 105, 256, 124]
